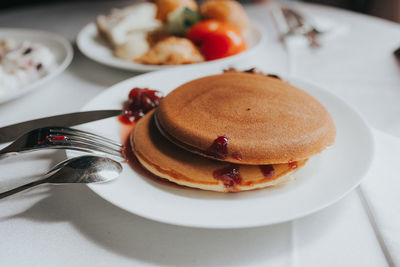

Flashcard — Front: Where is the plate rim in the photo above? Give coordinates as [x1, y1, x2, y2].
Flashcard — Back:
[0, 27, 74, 103]
[80, 69, 375, 229]
[76, 21, 265, 72]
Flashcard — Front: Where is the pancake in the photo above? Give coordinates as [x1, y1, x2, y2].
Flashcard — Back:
[156, 72, 336, 164]
[131, 110, 307, 192]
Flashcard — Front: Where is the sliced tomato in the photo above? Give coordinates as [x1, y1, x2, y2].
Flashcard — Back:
[186, 20, 246, 60]
[201, 27, 246, 60]
[186, 20, 221, 44]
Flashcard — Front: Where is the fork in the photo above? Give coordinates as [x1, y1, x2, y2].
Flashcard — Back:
[280, 6, 322, 48]
[0, 127, 125, 160]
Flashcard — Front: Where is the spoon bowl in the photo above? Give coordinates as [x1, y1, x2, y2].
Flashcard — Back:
[0, 155, 122, 199]
[48, 156, 122, 184]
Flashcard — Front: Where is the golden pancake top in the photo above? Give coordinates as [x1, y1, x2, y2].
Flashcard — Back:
[132, 110, 307, 192]
[156, 72, 336, 164]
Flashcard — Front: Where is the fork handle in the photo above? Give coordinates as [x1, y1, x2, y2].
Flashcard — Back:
[0, 177, 51, 199]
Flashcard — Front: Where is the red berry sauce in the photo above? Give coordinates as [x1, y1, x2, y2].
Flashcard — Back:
[119, 87, 163, 125]
[213, 164, 242, 188]
[288, 160, 298, 169]
[259, 165, 274, 178]
[266, 74, 281, 80]
[208, 135, 229, 159]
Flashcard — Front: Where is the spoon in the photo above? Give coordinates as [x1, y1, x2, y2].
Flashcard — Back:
[0, 155, 122, 199]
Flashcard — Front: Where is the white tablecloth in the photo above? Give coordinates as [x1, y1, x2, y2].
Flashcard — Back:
[0, 1, 399, 266]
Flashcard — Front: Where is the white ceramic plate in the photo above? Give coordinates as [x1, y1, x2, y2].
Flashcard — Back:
[78, 67, 374, 229]
[0, 28, 73, 103]
[76, 22, 264, 72]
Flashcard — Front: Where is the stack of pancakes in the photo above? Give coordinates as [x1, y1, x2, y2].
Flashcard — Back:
[131, 71, 336, 192]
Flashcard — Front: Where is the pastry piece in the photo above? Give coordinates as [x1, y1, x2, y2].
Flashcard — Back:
[156, 72, 336, 164]
[200, 0, 249, 32]
[96, 3, 161, 47]
[136, 36, 204, 65]
[155, 0, 198, 22]
[114, 32, 150, 60]
[147, 29, 170, 46]
[132, 110, 306, 192]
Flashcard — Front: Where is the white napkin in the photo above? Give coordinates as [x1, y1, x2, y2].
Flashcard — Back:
[360, 129, 400, 266]
[271, 5, 399, 264]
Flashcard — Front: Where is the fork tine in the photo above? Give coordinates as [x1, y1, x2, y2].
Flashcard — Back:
[44, 134, 124, 157]
[49, 144, 124, 158]
[0, 126, 126, 160]
[48, 127, 124, 156]
[67, 138, 123, 155]
[46, 141, 123, 158]
[46, 126, 124, 157]
[49, 127, 122, 147]
[67, 143, 124, 158]
[47, 133, 123, 152]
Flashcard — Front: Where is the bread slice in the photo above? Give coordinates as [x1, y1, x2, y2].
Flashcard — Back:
[136, 36, 204, 65]
[96, 3, 161, 47]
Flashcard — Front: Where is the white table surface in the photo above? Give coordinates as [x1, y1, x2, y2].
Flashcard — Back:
[0, 1, 399, 266]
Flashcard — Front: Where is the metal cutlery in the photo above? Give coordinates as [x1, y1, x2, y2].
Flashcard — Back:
[0, 110, 124, 143]
[0, 155, 122, 199]
[273, 5, 323, 48]
[0, 126, 124, 160]
[281, 7, 322, 48]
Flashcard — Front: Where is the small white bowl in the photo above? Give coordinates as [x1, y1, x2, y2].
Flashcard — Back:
[0, 28, 73, 104]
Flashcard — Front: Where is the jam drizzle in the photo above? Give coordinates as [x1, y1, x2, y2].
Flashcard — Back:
[208, 135, 229, 159]
[288, 160, 298, 169]
[259, 165, 275, 178]
[119, 87, 163, 125]
[213, 164, 242, 188]
[266, 74, 281, 80]
[224, 67, 282, 80]
[244, 67, 257, 73]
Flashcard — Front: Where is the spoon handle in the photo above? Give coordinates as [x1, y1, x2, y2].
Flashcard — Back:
[0, 178, 51, 199]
